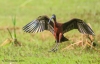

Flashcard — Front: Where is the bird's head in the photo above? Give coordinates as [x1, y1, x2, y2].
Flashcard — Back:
[51, 14, 56, 21]
[48, 14, 56, 23]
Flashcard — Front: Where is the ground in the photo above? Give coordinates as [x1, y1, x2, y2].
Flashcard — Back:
[0, 0, 100, 64]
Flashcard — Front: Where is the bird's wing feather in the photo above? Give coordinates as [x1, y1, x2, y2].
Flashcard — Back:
[23, 16, 54, 34]
[62, 18, 95, 35]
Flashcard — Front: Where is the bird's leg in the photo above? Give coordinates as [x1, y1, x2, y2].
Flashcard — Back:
[59, 33, 62, 42]
[49, 34, 60, 52]
[49, 42, 59, 52]
[49, 33, 62, 52]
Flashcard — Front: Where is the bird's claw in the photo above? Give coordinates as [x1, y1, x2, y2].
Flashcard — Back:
[48, 48, 58, 52]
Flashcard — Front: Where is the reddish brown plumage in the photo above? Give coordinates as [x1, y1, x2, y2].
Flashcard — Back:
[49, 14, 94, 44]
[53, 22, 68, 43]
[23, 14, 95, 51]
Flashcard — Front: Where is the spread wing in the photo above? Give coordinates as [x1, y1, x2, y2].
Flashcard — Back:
[62, 18, 95, 35]
[23, 16, 54, 34]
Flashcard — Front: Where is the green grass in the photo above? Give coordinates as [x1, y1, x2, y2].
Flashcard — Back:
[0, 0, 100, 64]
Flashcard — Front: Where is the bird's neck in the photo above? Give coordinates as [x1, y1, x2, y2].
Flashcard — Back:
[54, 20, 57, 23]
[53, 18, 57, 26]
[54, 18, 57, 23]
[54, 20, 58, 27]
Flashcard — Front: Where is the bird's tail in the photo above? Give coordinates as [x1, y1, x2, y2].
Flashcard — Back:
[61, 35, 69, 42]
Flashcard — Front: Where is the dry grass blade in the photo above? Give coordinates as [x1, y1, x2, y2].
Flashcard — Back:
[0, 38, 13, 47]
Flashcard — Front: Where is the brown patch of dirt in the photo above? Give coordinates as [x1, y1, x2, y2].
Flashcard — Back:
[0, 27, 20, 30]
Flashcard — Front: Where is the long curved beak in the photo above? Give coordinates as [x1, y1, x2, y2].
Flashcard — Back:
[48, 15, 54, 24]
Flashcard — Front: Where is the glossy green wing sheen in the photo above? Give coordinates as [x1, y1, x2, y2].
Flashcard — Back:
[62, 18, 95, 36]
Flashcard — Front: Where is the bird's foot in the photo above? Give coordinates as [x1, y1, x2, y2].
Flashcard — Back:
[48, 43, 59, 52]
[48, 48, 58, 52]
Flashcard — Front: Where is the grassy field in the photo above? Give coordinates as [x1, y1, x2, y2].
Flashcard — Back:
[0, 0, 100, 64]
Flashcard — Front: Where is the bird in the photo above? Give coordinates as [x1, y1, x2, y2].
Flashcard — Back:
[23, 14, 95, 52]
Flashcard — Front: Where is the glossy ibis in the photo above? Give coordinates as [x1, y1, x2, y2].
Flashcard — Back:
[23, 14, 95, 52]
